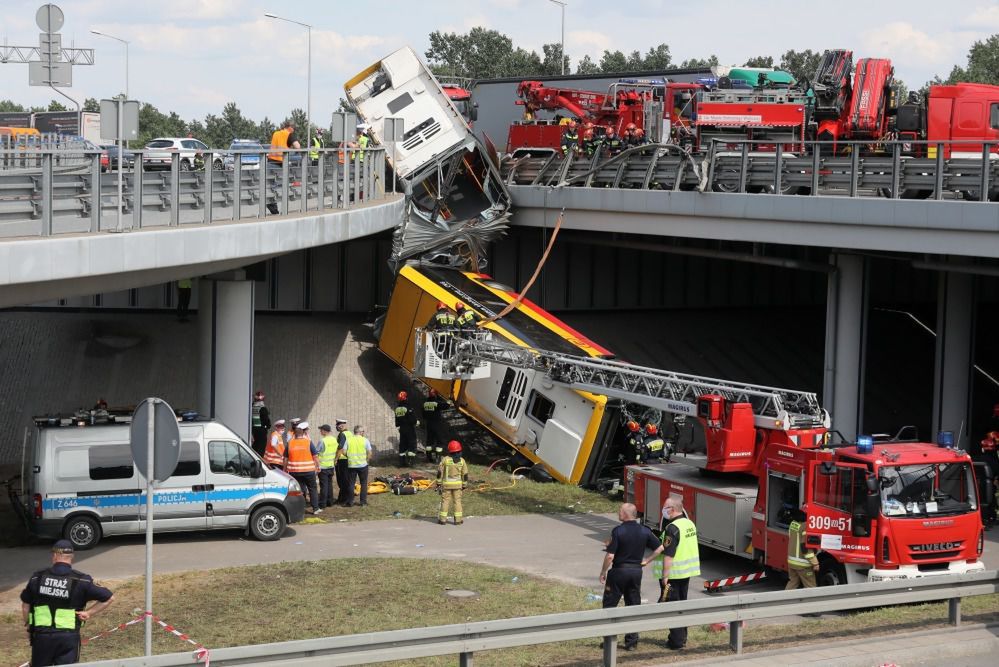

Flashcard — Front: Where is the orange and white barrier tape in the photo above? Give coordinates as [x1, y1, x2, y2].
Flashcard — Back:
[18, 611, 210, 667]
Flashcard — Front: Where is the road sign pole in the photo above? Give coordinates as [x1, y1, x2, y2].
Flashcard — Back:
[117, 96, 124, 232]
[144, 397, 155, 656]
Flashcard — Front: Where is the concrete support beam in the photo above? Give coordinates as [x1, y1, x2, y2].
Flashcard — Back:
[823, 253, 869, 441]
[198, 279, 255, 441]
[932, 271, 975, 446]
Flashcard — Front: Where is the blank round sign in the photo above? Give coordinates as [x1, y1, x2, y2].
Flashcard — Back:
[36, 4, 65, 33]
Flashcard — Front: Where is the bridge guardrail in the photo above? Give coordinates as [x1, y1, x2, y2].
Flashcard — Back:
[0, 147, 387, 238]
[503, 139, 998, 202]
[78, 569, 998, 667]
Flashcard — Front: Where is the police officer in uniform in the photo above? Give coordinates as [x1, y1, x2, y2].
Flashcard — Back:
[600, 503, 663, 652]
[395, 391, 419, 467]
[422, 389, 450, 462]
[333, 418, 353, 505]
[21, 540, 115, 666]
[250, 390, 270, 456]
[650, 497, 700, 650]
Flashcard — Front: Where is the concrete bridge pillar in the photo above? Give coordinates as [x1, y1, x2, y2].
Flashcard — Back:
[197, 274, 255, 442]
[932, 271, 976, 447]
[823, 253, 869, 442]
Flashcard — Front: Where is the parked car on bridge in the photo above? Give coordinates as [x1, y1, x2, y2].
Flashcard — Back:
[143, 137, 223, 171]
[223, 139, 264, 170]
[99, 144, 136, 171]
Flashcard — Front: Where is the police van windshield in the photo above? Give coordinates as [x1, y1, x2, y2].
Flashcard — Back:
[879, 463, 978, 517]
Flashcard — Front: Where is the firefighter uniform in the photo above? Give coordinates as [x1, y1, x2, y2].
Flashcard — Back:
[456, 307, 478, 331]
[560, 127, 579, 156]
[654, 503, 700, 650]
[395, 397, 419, 467]
[430, 308, 456, 330]
[21, 541, 114, 667]
[422, 393, 450, 462]
[625, 428, 644, 464]
[437, 452, 469, 524]
[785, 516, 819, 589]
[642, 431, 666, 463]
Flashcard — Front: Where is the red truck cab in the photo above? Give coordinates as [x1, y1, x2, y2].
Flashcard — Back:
[926, 83, 999, 158]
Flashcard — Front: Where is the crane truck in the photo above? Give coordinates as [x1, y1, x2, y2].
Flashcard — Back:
[409, 320, 985, 586]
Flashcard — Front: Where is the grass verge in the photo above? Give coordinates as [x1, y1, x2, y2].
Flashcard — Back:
[297, 461, 620, 523]
[2, 558, 996, 667]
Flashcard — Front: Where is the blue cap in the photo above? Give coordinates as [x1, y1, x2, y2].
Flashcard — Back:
[52, 539, 74, 553]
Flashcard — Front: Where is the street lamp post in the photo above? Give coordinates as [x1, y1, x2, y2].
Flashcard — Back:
[548, 0, 566, 76]
[90, 30, 130, 233]
[265, 13, 312, 153]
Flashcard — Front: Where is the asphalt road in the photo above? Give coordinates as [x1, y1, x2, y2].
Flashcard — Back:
[5, 512, 997, 615]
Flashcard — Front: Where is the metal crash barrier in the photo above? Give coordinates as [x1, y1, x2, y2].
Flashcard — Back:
[503, 139, 999, 202]
[0, 147, 386, 238]
[76, 569, 998, 667]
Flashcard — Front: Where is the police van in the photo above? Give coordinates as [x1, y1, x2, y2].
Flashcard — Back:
[16, 413, 305, 549]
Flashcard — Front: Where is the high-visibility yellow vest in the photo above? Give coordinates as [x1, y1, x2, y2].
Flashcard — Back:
[310, 136, 324, 160]
[30, 605, 78, 630]
[437, 456, 467, 489]
[317, 435, 338, 469]
[787, 520, 815, 568]
[346, 434, 368, 467]
[654, 517, 701, 579]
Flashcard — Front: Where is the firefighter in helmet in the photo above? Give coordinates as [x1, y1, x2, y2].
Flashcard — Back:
[437, 440, 469, 525]
[422, 388, 451, 463]
[455, 301, 479, 332]
[642, 423, 666, 463]
[560, 119, 580, 157]
[625, 420, 644, 464]
[394, 391, 419, 467]
[604, 127, 623, 156]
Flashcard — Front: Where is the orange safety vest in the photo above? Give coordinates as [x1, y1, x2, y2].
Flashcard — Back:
[285, 437, 317, 473]
[268, 128, 291, 162]
[263, 431, 286, 466]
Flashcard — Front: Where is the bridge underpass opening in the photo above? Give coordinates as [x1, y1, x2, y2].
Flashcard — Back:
[6, 227, 998, 465]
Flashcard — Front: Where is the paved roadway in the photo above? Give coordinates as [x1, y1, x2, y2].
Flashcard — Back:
[4, 511, 998, 615]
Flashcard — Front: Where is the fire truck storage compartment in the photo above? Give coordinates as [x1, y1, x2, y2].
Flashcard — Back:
[634, 462, 756, 558]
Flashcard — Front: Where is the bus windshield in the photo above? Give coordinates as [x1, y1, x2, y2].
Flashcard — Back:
[879, 462, 978, 517]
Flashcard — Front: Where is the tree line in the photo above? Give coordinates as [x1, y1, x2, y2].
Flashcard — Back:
[2, 30, 996, 148]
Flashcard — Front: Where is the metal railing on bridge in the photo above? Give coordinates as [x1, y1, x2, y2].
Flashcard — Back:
[0, 147, 388, 238]
[503, 139, 999, 202]
[77, 569, 998, 667]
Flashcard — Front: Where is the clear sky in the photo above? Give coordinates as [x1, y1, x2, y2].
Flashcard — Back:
[1, 0, 995, 124]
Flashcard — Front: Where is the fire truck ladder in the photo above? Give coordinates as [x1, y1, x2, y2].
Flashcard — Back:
[429, 331, 829, 430]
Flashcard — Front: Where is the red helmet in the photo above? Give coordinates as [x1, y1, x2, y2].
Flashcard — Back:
[583, 128, 594, 139]
[584, 121, 595, 129]
[397, 391, 408, 401]
[606, 128, 615, 136]
[447, 440, 462, 453]
[437, 300, 447, 310]
[635, 128, 645, 137]
[626, 122, 637, 131]
[645, 424, 658, 435]
[254, 390, 265, 400]
[455, 301, 466, 311]
[429, 389, 438, 398]
[626, 420, 640, 432]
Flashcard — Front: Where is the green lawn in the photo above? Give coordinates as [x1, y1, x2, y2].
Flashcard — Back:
[3, 558, 996, 667]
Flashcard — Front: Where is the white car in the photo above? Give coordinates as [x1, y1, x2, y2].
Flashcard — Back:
[143, 137, 223, 171]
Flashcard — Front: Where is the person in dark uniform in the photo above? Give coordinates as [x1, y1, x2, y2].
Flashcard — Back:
[395, 391, 419, 467]
[250, 390, 271, 457]
[600, 503, 663, 652]
[21, 540, 115, 666]
[652, 497, 701, 651]
[333, 419, 352, 506]
[422, 389, 451, 463]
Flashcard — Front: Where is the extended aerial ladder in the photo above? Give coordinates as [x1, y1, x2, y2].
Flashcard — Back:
[416, 329, 830, 474]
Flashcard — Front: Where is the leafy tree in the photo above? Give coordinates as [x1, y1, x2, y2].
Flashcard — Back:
[83, 98, 100, 112]
[599, 49, 629, 72]
[200, 102, 264, 147]
[134, 102, 187, 147]
[678, 55, 719, 69]
[426, 27, 518, 79]
[501, 48, 543, 77]
[541, 43, 570, 76]
[943, 34, 999, 85]
[780, 49, 823, 82]
[641, 44, 673, 70]
[337, 97, 355, 113]
[47, 100, 68, 111]
[575, 54, 600, 75]
[0, 100, 26, 112]
[258, 117, 277, 141]
[744, 55, 774, 68]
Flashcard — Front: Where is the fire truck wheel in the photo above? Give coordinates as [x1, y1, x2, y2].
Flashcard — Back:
[817, 556, 846, 586]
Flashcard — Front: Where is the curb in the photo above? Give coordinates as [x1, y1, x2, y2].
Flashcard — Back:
[662, 622, 999, 666]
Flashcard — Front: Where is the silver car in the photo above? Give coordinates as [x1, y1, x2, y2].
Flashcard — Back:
[143, 137, 223, 171]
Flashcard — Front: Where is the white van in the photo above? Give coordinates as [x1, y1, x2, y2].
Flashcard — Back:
[17, 415, 305, 549]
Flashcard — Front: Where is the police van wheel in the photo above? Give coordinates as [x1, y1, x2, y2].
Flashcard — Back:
[250, 507, 286, 541]
[64, 516, 101, 550]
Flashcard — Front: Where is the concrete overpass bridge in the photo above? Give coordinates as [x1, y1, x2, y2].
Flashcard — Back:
[2, 143, 998, 454]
